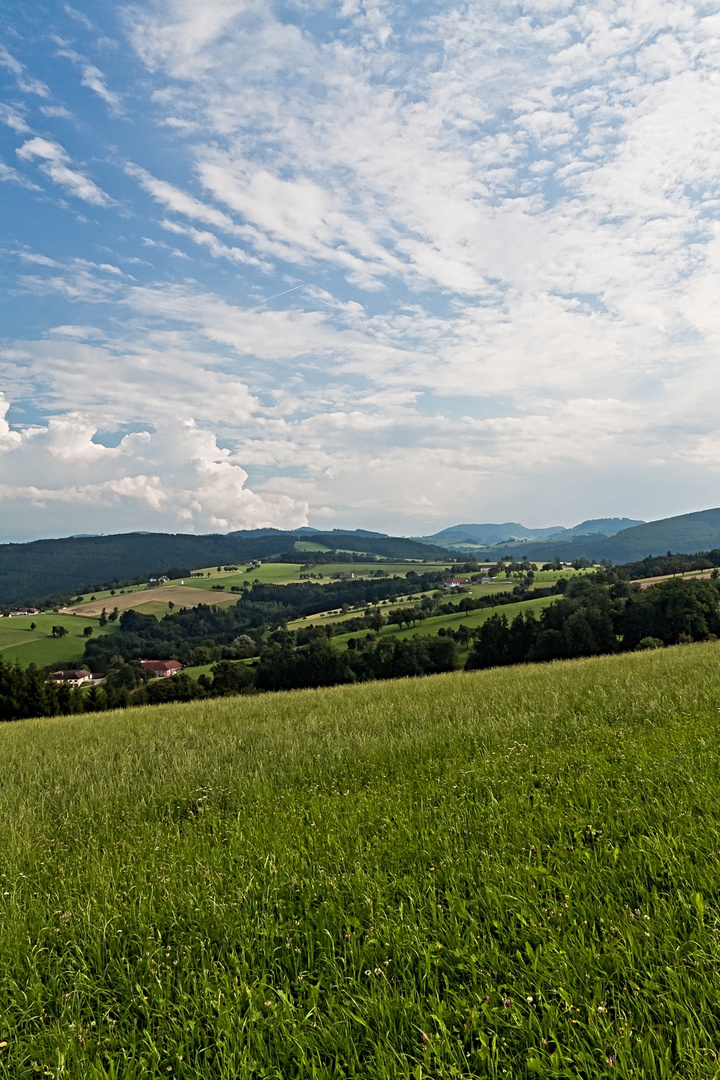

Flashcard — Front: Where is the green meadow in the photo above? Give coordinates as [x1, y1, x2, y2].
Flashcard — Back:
[65, 562, 455, 614]
[330, 595, 556, 649]
[1, 644, 720, 1076]
[183, 562, 452, 591]
[0, 613, 117, 670]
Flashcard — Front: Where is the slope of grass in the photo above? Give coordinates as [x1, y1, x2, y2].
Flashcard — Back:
[1, 645, 720, 1076]
[184, 561, 452, 589]
[63, 562, 454, 615]
[329, 594, 556, 650]
[0, 613, 117, 669]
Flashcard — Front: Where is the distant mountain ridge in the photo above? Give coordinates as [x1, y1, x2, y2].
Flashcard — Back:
[421, 517, 645, 548]
[434, 508, 720, 565]
[5, 508, 720, 608]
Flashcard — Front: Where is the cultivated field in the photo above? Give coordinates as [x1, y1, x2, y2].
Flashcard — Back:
[61, 562, 455, 618]
[1, 644, 719, 1076]
[62, 586, 240, 618]
[634, 570, 715, 589]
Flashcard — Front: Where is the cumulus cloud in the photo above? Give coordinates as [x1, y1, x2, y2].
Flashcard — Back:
[0, 402, 308, 535]
[16, 137, 111, 205]
[7, 1, 720, 535]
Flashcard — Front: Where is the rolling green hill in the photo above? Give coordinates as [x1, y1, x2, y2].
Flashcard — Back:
[452, 507, 720, 564]
[1, 644, 720, 1076]
[0, 612, 118, 669]
[0, 532, 453, 607]
[423, 517, 643, 547]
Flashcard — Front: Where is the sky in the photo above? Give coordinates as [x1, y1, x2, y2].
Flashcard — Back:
[2, 0, 720, 543]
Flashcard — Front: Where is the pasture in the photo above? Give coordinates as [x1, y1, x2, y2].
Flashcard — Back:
[62, 562, 455, 618]
[62, 586, 240, 618]
[184, 561, 452, 590]
[1, 644, 720, 1076]
[331, 594, 556, 648]
[0, 612, 117, 669]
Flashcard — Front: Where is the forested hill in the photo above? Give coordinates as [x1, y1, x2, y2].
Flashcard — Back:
[481, 507, 720, 564]
[0, 531, 452, 606]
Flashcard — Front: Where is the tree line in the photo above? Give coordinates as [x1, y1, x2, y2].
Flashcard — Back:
[80, 571, 451, 670]
[4, 567, 720, 723]
[466, 574, 720, 669]
[0, 634, 459, 720]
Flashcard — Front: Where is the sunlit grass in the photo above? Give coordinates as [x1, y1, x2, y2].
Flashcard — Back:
[330, 594, 555, 650]
[0, 613, 117, 670]
[1, 644, 720, 1076]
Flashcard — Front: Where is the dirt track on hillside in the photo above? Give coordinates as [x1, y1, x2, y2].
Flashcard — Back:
[634, 571, 713, 590]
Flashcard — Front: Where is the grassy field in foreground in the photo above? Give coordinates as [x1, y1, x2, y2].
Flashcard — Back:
[2, 646, 720, 1077]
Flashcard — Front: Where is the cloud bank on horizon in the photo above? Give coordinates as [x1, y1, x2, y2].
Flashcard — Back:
[2, 0, 720, 542]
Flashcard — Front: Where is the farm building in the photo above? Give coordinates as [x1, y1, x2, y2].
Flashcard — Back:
[49, 670, 93, 687]
[140, 659, 183, 678]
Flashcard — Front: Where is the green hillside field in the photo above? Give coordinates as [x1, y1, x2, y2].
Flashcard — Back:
[62, 561, 455, 615]
[0, 612, 118, 669]
[331, 594, 556, 649]
[1, 644, 720, 1077]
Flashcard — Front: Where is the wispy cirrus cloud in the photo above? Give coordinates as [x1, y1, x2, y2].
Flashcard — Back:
[0, 158, 41, 190]
[0, 45, 50, 97]
[54, 41, 125, 114]
[16, 136, 111, 205]
[5, 0, 720, 540]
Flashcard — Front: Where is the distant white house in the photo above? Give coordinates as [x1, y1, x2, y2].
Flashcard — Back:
[443, 577, 471, 589]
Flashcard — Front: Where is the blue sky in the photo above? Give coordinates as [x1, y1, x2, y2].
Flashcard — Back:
[2, 0, 720, 542]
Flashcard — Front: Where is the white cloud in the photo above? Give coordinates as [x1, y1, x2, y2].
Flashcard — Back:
[54, 41, 125, 114]
[0, 45, 50, 96]
[16, 137, 111, 205]
[0, 404, 308, 534]
[8, 1, 720, 535]
[80, 64, 124, 114]
[126, 0, 271, 78]
[160, 218, 266, 267]
[0, 104, 30, 132]
[0, 158, 42, 190]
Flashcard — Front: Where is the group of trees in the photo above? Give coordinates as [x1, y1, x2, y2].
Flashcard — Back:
[466, 575, 720, 670]
[6, 558, 720, 724]
[0, 633, 460, 720]
[619, 550, 720, 580]
[81, 571, 450, 670]
[252, 634, 457, 692]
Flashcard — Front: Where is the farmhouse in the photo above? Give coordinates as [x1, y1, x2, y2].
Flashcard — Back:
[443, 577, 471, 589]
[140, 659, 183, 678]
[49, 670, 93, 687]
[331, 571, 355, 580]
